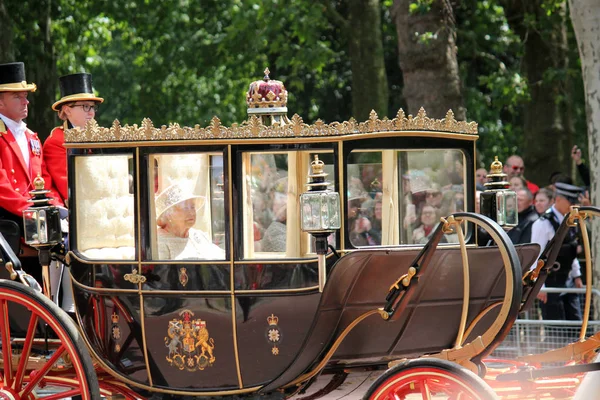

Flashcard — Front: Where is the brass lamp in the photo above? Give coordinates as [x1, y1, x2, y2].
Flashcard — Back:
[23, 175, 62, 246]
[23, 175, 62, 299]
[480, 157, 518, 229]
[300, 155, 340, 292]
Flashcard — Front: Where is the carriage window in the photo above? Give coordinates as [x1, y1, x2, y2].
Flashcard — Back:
[243, 151, 335, 259]
[347, 149, 466, 247]
[74, 155, 135, 260]
[149, 153, 226, 261]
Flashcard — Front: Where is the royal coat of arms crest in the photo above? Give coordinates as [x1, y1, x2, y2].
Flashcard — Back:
[164, 309, 215, 371]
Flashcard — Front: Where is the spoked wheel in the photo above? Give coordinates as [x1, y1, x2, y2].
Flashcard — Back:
[364, 359, 498, 400]
[0, 279, 100, 399]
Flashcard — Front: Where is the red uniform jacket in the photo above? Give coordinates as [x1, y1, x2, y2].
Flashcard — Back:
[42, 126, 67, 203]
[0, 119, 63, 216]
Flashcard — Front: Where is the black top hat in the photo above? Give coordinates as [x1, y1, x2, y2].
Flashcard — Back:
[52, 73, 103, 111]
[0, 62, 37, 92]
[554, 182, 583, 203]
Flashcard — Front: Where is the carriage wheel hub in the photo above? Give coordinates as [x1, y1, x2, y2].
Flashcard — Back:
[0, 387, 19, 400]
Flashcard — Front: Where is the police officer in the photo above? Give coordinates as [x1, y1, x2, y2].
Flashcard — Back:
[531, 182, 584, 331]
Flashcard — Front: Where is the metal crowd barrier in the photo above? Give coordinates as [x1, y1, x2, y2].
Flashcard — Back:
[492, 287, 600, 359]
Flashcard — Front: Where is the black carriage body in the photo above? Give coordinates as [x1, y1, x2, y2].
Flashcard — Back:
[63, 116, 531, 396]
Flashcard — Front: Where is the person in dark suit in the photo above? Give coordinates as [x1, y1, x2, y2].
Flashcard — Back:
[42, 73, 104, 205]
[507, 187, 538, 244]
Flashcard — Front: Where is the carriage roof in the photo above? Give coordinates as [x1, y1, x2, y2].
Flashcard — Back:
[63, 108, 478, 147]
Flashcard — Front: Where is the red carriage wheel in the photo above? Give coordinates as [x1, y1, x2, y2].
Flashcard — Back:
[0, 280, 100, 399]
[364, 359, 498, 400]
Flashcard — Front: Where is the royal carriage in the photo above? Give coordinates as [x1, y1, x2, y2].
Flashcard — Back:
[0, 71, 598, 400]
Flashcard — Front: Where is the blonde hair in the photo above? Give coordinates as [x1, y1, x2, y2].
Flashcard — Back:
[57, 102, 74, 121]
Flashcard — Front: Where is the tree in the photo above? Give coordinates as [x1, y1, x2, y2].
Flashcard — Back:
[392, 0, 465, 120]
[347, 0, 389, 120]
[569, 0, 600, 318]
[0, 0, 15, 62]
[501, 0, 576, 186]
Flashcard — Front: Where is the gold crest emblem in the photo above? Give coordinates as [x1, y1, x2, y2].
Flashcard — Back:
[165, 309, 215, 371]
[179, 267, 189, 287]
[266, 313, 282, 356]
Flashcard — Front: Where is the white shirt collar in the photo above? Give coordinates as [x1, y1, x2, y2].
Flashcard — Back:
[0, 112, 30, 168]
[550, 205, 564, 222]
[0, 112, 27, 137]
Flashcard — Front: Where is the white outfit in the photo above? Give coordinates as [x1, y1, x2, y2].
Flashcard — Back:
[0, 112, 29, 167]
[158, 228, 225, 260]
[530, 205, 581, 285]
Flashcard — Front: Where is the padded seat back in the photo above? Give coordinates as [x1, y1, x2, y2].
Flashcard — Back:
[74, 156, 135, 260]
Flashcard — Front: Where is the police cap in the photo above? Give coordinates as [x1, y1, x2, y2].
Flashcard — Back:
[554, 182, 583, 203]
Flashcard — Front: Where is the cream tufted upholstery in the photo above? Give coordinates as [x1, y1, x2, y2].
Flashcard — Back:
[75, 155, 135, 260]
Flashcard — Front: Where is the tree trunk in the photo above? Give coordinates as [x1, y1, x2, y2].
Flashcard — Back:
[0, 0, 15, 62]
[347, 0, 389, 120]
[392, 0, 465, 120]
[25, 0, 57, 140]
[505, 1, 571, 187]
[569, 0, 600, 320]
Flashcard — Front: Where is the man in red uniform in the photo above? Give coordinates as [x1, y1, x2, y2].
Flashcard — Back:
[0, 62, 62, 257]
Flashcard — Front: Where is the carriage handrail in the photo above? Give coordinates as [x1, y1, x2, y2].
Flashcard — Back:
[440, 215, 471, 348]
[0, 232, 42, 292]
[571, 206, 600, 341]
[422, 212, 522, 369]
[0, 231, 21, 276]
[383, 222, 446, 317]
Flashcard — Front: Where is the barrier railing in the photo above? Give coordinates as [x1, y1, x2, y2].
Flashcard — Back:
[492, 287, 600, 359]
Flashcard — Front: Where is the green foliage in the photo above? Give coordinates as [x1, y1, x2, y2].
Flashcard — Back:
[409, 0, 434, 15]
[456, 0, 527, 166]
[2, 0, 587, 174]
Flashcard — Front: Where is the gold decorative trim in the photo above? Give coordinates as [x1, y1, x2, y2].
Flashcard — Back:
[65, 108, 477, 143]
[123, 269, 146, 284]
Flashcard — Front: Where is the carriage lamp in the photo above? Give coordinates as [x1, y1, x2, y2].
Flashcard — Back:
[300, 155, 340, 292]
[23, 175, 62, 247]
[480, 157, 518, 229]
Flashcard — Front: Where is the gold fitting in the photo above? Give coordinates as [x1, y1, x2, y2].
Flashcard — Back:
[567, 206, 588, 227]
[489, 156, 503, 175]
[33, 174, 45, 190]
[5, 262, 16, 280]
[123, 269, 146, 285]
[311, 155, 325, 175]
[377, 308, 390, 320]
[402, 266, 417, 287]
[263, 67, 270, 80]
[441, 216, 457, 234]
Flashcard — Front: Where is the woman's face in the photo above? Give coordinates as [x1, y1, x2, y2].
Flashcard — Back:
[421, 206, 437, 227]
[535, 193, 552, 214]
[510, 176, 524, 191]
[167, 199, 197, 236]
[63, 101, 97, 128]
[374, 202, 383, 220]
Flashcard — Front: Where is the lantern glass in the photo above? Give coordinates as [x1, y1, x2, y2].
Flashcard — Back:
[495, 190, 518, 227]
[301, 191, 340, 232]
[23, 206, 62, 246]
